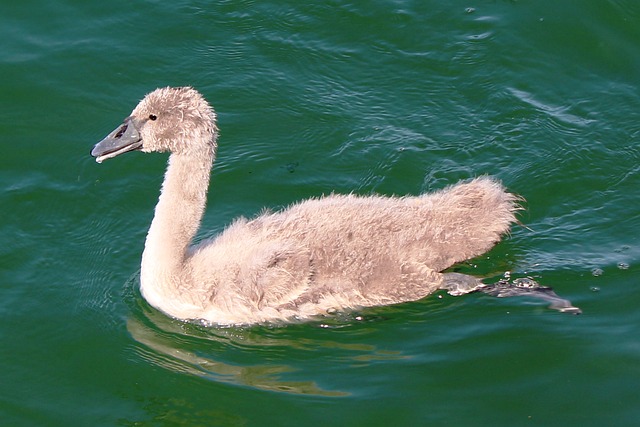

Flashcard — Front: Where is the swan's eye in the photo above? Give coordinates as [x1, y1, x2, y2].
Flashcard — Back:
[149, 114, 157, 121]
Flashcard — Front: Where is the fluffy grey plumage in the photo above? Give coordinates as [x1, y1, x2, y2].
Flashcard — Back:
[92, 87, 520, 325]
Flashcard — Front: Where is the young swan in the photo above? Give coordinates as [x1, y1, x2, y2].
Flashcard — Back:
[92, 87, 522, 325]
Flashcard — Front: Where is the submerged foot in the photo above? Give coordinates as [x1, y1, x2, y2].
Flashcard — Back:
[440, 273, 581, 314]
[480, 277, 582, 314]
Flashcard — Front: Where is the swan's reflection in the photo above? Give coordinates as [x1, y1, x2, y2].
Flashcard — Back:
[126, 289, 407, 397]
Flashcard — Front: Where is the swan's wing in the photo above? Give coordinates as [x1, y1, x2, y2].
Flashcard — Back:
[238, 241, 313, 308]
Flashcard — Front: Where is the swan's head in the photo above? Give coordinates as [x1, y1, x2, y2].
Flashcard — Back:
[91, 86, 218, 163]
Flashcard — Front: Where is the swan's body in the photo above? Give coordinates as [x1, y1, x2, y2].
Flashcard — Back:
[92, 87, 523, 325]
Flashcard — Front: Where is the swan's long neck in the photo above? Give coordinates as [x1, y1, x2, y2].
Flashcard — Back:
[140, 145, 215, 312]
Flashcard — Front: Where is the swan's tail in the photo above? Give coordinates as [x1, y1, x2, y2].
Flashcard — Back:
[423, 176, 521, 271]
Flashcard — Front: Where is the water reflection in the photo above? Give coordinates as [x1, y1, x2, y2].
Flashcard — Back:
[127, 315, 347, 396]
[124, 275, 407, 397]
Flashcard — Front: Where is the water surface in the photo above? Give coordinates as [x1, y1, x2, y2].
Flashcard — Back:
[1, 1, 639, 425]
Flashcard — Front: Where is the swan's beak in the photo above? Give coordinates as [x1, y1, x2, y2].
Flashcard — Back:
[91, 117, 143, 163]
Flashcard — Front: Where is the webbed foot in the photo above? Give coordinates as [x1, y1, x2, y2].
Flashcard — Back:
[480, 277, 581, 314]
[440, 273, 581, 314]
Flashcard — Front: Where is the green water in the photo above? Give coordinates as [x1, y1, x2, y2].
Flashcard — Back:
[2, 0, 639, 425]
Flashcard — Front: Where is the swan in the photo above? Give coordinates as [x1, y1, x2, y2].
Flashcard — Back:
[91, 87, 576, 325]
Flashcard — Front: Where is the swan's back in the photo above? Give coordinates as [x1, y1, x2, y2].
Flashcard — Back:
[187, 177, 518, 322]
